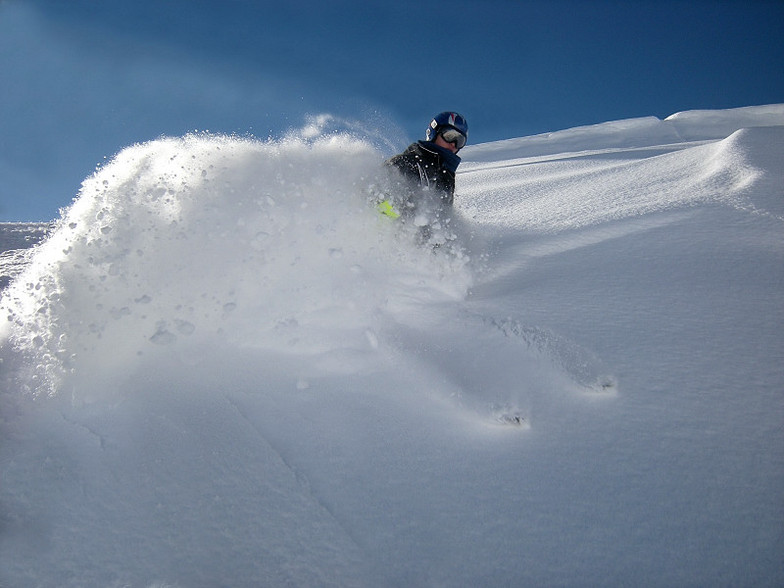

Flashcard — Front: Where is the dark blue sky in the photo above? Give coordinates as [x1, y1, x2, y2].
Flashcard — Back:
[2, 0, 783, 220]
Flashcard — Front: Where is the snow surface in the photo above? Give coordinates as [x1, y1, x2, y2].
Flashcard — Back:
[1, 105, 783, 587]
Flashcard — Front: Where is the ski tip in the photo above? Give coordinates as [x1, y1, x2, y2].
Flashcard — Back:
[493, 412, 529, 428]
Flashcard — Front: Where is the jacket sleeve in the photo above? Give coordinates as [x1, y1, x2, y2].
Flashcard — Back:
[385, 151, 421, 185]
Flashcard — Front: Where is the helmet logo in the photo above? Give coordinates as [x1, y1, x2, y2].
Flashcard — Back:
[448, 113, 457, 126]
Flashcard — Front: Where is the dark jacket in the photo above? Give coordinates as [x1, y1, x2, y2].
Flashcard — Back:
[385, 141, 461, 207]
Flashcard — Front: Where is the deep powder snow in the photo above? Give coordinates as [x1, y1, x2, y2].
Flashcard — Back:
[1, 106, 783, 587]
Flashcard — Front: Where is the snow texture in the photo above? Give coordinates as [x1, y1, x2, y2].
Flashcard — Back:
[1, 105, 783, 587]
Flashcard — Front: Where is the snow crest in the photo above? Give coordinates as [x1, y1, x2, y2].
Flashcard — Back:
[459, 120, 783, 231]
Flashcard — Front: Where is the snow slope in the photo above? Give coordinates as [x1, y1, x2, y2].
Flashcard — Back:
[1, 105, 783, 587]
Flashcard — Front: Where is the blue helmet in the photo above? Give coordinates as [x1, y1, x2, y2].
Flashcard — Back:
[426, 112, 469, 147]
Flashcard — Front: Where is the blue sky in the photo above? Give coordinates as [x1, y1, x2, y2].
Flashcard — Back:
[2, 0, 783, 221]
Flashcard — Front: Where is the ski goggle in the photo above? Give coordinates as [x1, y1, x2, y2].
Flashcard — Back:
[439, 127, 467, 150]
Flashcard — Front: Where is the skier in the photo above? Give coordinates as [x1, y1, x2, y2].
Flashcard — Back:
[378, 111, 468, 223]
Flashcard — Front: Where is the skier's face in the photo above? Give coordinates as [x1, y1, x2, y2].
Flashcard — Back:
[434, 133, 460, 154]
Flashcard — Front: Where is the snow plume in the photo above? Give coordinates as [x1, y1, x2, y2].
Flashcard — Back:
[290, 112, 410, 155]
[0, 132, 471, 398]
